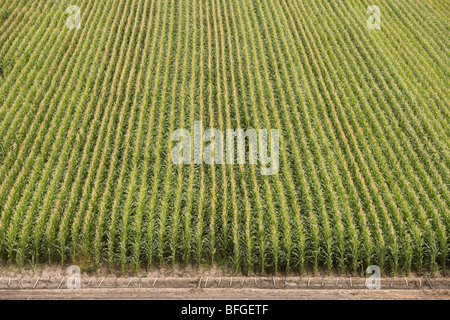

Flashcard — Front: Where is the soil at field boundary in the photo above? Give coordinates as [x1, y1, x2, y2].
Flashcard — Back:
[0, 265, 449, 299]
[1, 288, 448, 300]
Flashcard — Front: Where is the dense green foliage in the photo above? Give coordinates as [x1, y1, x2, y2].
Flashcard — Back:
[0, 0, 448, 275]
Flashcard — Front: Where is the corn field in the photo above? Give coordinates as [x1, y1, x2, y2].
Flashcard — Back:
[0, 0, 448, 275]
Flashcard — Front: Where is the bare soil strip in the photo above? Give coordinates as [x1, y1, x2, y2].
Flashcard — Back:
[1, 288, 449, 300]
[0, 275, 449, 299]
[1, 276, 449, 289]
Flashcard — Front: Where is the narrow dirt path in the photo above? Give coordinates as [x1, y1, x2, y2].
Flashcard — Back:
[1, 288, 448, 300]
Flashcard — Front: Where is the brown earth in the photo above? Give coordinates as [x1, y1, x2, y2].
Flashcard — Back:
[1, 288, 449, 300]
[1, 265, 449, 299]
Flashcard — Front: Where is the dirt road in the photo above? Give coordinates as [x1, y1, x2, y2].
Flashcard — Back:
[0, 287, 448, 300]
